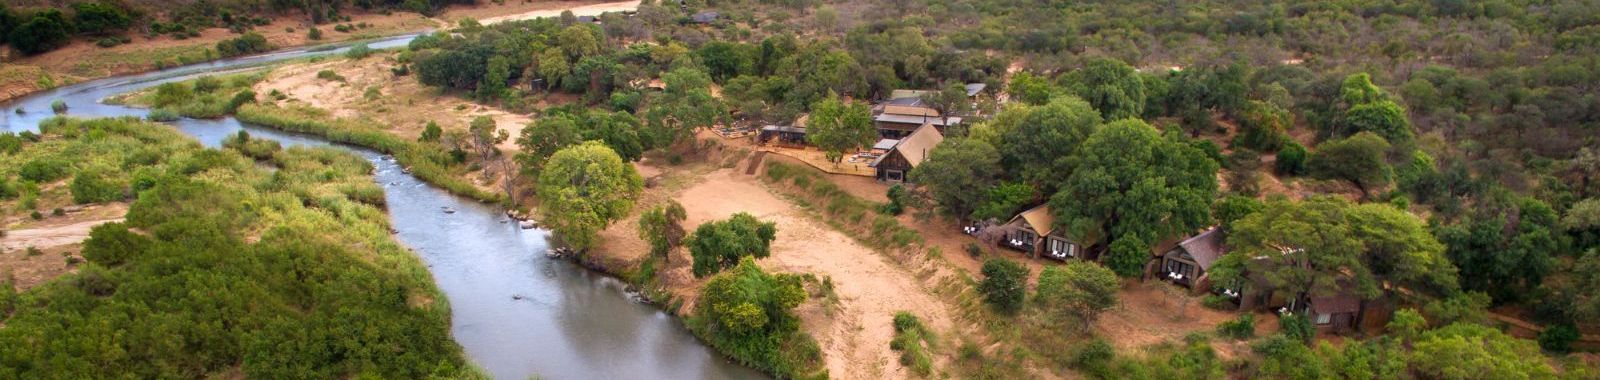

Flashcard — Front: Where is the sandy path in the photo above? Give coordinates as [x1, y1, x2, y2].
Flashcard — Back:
[676, 169, 953, 379]
[1, 218, 123, 252]
[480, 0, 643, 24]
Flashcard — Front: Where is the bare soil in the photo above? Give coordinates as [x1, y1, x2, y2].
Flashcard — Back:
[1, 202, 127, 291]
[1095, 281, 1237, 352]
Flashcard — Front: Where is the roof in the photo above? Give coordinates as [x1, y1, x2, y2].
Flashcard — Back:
[1008, 204, 1056, 236]
[880, 97, 927, 107]
[965, 83, 987, 96]
[691, 11, 719, 23]
[875, 113, 961, 127]
[889, 89, 934, 100]
[761, 125, 805, 134]
[1310, 293, 1361, 315]
[872, 139, 900, 150]
[1175, 227, 1226, 270]
[882, 105, 940, 117]
[870, 123, 944, 168]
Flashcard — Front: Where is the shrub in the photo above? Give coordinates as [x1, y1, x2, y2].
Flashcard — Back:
[1217, 313, 1256, 340]
[30, 211, 44, 220]
[978, 258, 1028, 315]
[148, 108, 180, 121]
[889, 312, 934, 376]
[20, 157, 70, 182]
[51, 99, 67, 113]
[225, 90, 256, 113]
[1275, 142, 1308, 176]
[307, 27, 323, 40]
[1538, 324, 1578, 354]
[316, 70, 345, 81]
[1070, 339, 1116, 379]
[52, 208, 64, 216]
[192, 76, 223, 93]
[215, 32, 270, 58]
[345, 43, 373, 59]
[1201, 294, 1234, 310]
[687, 212, 777, 277]
[7, 11, 72, 55]
[71, 168, 125, 204]
[1280, 313, 1315, 344]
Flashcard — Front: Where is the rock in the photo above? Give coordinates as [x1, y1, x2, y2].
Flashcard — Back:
[520, 220, 536, 229]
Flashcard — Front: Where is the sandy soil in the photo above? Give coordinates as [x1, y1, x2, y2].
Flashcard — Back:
[670, 168, 955, 379]
[1095, 281, 1237, 352]
[1, 202, 127, 291]
[480, 0, 643, 24]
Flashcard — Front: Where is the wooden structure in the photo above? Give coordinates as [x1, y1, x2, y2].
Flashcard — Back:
[996, 204, 1085, 261]
[1307, 293, 1362, 334]
[869, 123, 942, 182]
[1154, 227, 1225, 291]
[758, 125, 807, 147]
[873, 105, 960, 139]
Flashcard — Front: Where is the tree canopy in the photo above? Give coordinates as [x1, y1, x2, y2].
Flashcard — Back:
[910, 137, 1001, 219]
[536, 141, 644, 251]
[687, 212, 778, 278]
[805, 92, 876, 163]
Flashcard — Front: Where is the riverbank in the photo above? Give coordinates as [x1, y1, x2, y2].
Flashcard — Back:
[0, 0, 629, 104]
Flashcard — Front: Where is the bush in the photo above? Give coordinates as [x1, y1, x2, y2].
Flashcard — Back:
[890, 311, 934, 376]
[1217, 313, 1256, 340]
[1280, 313, 1315, 344]
[7, 11, 72, 55]
[687, 213, 777, 277]
[71, 2, 133, 35]
[978, 258, 1028, 315]
[1071, 339, 1116, 379]
[51, 99, 68, 113]
[316, 70, 345, 81]
[1538, 324, 1578, 354]
[215, 32, 271, 58]
[1201, 294, 1234, 310]
[307, 27, 323, 40]
[225, 90, 256, 113]
[70, 168, 125, 204]
[192, 76, 223, 93]
[345, 43, 373, 59]
[1275, 142, 1308, 176]
[20, 157, 70, 182]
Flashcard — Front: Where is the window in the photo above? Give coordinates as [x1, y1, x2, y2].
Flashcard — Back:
[1315, 312, 1332, 325]
[885, 170, 904, 182]
[1047, 238, 1076, 258]
[1164, 259, 1195, 280]
[1014, 230, 1036, 243]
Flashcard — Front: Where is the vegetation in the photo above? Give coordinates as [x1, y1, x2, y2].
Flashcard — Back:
[637, 200, 687, 264]
[1034, 261, 1120, 331]
[0, 117, 472, 378]
[978, 258, 1028, 315]
[687, 258, 825, 379]
[536, 141, 642, 251]
[805, 92, 876, 163]
[686, 212, 777, 278]
[890, 312, 936, 377]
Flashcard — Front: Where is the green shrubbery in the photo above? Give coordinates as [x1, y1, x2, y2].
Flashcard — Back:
[890, 312, 936, 377]
[686, 212, 777, 277]
[0, 117, 474, 378]
[978, 258, 1028, 315]
[687, 258, 826, 379]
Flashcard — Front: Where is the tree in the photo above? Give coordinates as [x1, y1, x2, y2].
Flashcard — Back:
[1059, 58, 1146, 120]
[970, 181, 1036, 222]
[557, 24, 601, 62]
[910, 138, 1000, 218]
[687, 213, 778, 278]
[1008, 72, 1054, 106]
[1216, 197, 1455, 309]
[537, 49, 570, 90]
[536, 142, 643, 251]
[1309, 132, 1392, 197]
[1035, 261, 1120, 331]
[416, 46, 491, 90]
[690, 258, 818, 378]
[1408, 323, 1556, 379]
[467, 116, 504, 162]
[1434, 195, 1560, 303]
[996, 96, 1103, 188]
[805, 92, 875, 163]
[1344, 101, 1413, 144]
[696, 41, 756, 82]
[477, 55, 512, 100]
[1050, 119, 1219, 276]
[1276, 142, 1308, 176]
[644, 67, 725, 148]
[1234, 100, 1291, 152]
[637, 201, 687, 264]
[8, 10, 72, 55]
[921, 82, 972, 127]
[513, 116, 580, 172]
[979, 258, 1028, 315]
[577, 110, 645, 162]
[71, 2, 132, 36]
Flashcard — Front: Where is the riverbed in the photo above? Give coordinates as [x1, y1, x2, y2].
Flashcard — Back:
[0, 17, 764, 380]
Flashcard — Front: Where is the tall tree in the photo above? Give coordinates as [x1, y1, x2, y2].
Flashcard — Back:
[1309, 132, 1392, 197]
[514, 115, 581, 172]
[637, 200, 687, 264]
[1434, 195, 1561, 303]
[1050, 119, 1219, 277]
[536, 142, 644, 251]
[644, 66, 726, 149]
[805, 92, 876, 163]
[1059, 58, 1146, 120]
[1035, 261, 1120, 331]
[910, 138, 1001, 218]
[995, 96, 1103, 188]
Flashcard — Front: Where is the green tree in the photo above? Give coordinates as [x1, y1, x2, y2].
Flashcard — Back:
[1008, 71, 1054, 106]
[537, 49, 570, 90]
[514, 116, 580, 171]
[970, 181, 1036, 221]
[690, 258, 820, 378]
[696, 41, 756, 82]
[1217, 197, 1455, 309]
[1035, 261, 1120, 331]
[467, 115, 504, 162]
[979, 258, 1028, 315]
[1408, 323, 1556, 379]
[1434, 195, 1561, 303]
[536, 142, 644, 251]
[638, 200, 687, 264]
[1234, 100, 1291, 152]
[805, 92, 876, 163]
[477, 55, 512, 100]
[644, 67, 725, 148]
[1308, 132, 1392, 197]
[1059, 58, 1146, 120]
[1344, 100, 1413, 144]
[996, 96, 1103, 188]
[8, 10, 71, 55]
[70, 166, 124, 204]
[1276, 142, 1309, 176]
[1050, 119, 1219, 276]
[910, 138, 1001, 218]
[577, 110, 645, 162]
[557, 24, 601, 62]
[921, 82, 972, 127]
[687, 213, 778, 278]
[71, 2, 131, 35]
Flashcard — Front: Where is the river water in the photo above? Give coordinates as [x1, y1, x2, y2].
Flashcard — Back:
[0, 35, 763, 380]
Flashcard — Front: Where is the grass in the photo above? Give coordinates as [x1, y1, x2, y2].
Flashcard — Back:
[235, 104, 503, 203]
[891, 312, 937, 377]
[761, 162, 925, 251]
[121, 71, 266, 118]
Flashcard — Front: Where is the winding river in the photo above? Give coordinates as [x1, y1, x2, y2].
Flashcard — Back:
[1, 33, 764, 380]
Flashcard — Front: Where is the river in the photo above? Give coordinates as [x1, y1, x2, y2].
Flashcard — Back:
[0, 24, 764, 380]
